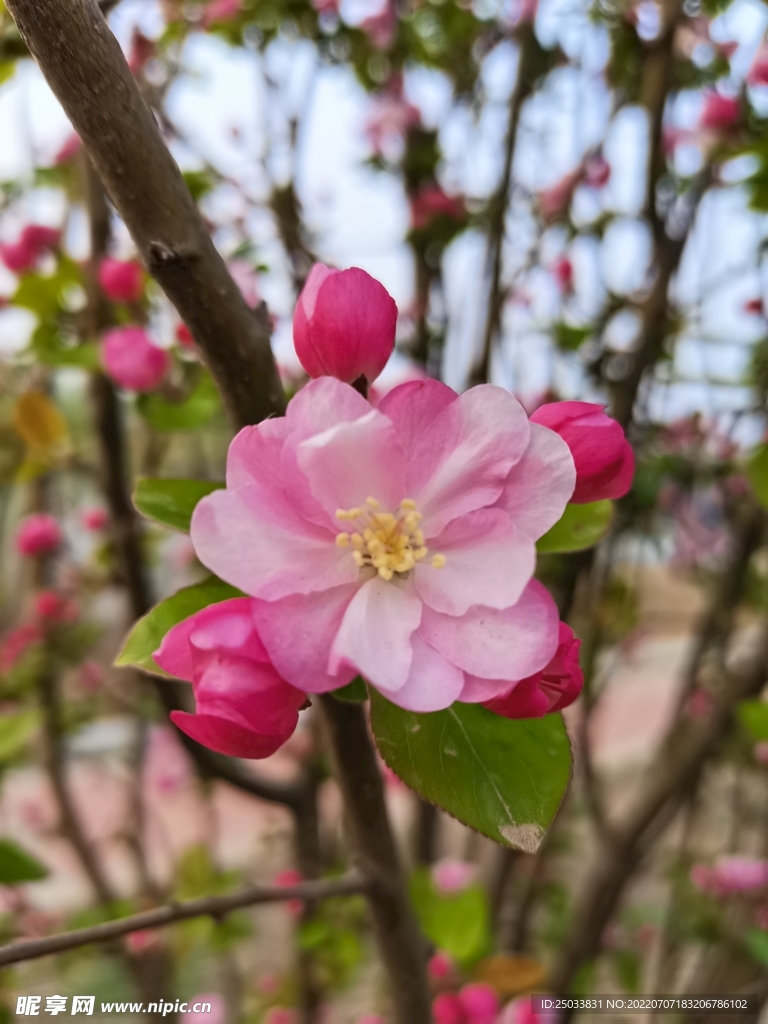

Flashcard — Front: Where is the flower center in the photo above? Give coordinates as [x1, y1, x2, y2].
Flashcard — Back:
[335, 497, 445, 582]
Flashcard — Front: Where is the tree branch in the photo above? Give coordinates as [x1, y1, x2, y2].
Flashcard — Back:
[7, 0, 284, 430]
[0, 875, 365, 968]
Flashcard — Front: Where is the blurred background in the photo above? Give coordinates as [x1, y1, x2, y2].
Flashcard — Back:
[0, 0, 768, 1020]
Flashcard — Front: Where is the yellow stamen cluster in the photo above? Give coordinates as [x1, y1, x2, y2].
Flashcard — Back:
[335, 497, 446, 581]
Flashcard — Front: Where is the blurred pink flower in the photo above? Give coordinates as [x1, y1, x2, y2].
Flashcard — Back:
[228, 260, 260, 307]
[155, 599, 306, 760]
[747, 44, 768, 86]
[82, 507, 108, 532]
[293, 264, 397, 386]
[176, 323, 195, 349]
[432, 993, 465, 1024]
[410, 184, 466, 231]
[550, 256, 574, 295]
[202, 0, 242, 26]
[365, 79, 420, 155]
[264, 1011, 296, 1024]
[744, 297, 764, 315]
[691, 856, 768, 895]
[537, 171, 580, 224]
[274, 868, 305, 918]
[79, 661, 104, 693]
[754, 742, 768, 765]
[144, 727, 194, 794]
[484, 621, 583, 719]
[125, 929, 159, 954]
[458, 983, 498, 1023]
[98, 258, 144, 304]
[698, 92, 740, 132]
[431, 858, 476, 894]
[16, 514, 63, 557]
[35, 590, 79, 624]
[687, 688, 713, 720]
[127, 28, 155, 76]
[359, 0, 397, 49]
[190, 376, 574, 712]
[583, 154, 611, 188]
[0, 225, 61, 274]
[428, 950, 455, 980]
[55, 133, 82, 165]
[0, 625, 43, 673]
[312, 0, 340, 12]
[257, 975, 281, 995]
[101, 327, 170, 392]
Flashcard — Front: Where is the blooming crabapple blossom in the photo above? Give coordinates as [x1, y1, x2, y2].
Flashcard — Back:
[484, 622, 582, 718]
[154, 599, 306, 758]
[191, 376, 576, 712]
[531, 402, 634, 503]
[98, 258, 144, 303]
[101, 327, 170, 392]
[16, 514, 63, 556]
[431, 858, 476, 894]
[293, 265, 397, 386]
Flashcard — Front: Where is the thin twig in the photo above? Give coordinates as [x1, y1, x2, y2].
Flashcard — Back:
[0, 876, 366, 968]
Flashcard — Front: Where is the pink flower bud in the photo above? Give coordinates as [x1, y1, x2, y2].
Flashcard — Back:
[154, 598, 307, 760]
[530, 401, 634, 503]
[0, 224, 60, 274]
[0, 624, 43, 673]
[20, 225, 61, 253]
[293, 264, 397, 386]
[691, 857, 768, 895]
[101, 327, 170, 392]
[16, 514, 63, 557]
[98, 258, 144, 304]
[127, 28, 155, 76]
[485, 623, 583, 719]
[0, 241, 38, 273]
[698, 92, 740, 132]
[431, 858, 476, 894]
[35, 590, 79, 623]
[551, 256, 574, 294]
[176, 323, 195, 348]
[432, 993, 466, 1024]
[744, 297, 764, 315]
[125, 929, 158, 954]
[427, 951, 454, 980]
[410, 185, 466, 231]
[82, 507, 108, 532]
[202, 0, 242, 26]
[457, 983, 498, 1022]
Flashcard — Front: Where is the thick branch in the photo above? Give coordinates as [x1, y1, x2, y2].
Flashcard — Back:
[7, 0, 284, 430]
[319, 697, 431, 1024]
[0, 875, 365, 968]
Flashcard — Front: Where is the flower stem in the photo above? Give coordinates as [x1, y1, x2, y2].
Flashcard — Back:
[318, 695, 431, 1024]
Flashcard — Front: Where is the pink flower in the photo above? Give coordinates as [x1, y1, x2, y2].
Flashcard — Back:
[35, 591, 79, 623]
[432, 994, 465, 1024]
[431, 858, 476, 894]
[427, 951, 454, 980]
[410, 185, 466, 231]
[20, 225, 61, 252]
[698, 93, 740, 132]
[79, 661, 104, 693]
[747, 45, 768, 86]
[127, 28, 155, 76]
[125, 929, 159, 954]
[98, 258, 144, 304]
[190, 374, 575, 713]
[687, 687, 713, 720]
[537, 171, 580, 224]
[498, 998, 557, 1024]
[754, 742, 768, 765]
[187, 996, 226, 1024]
[458, 984, 498, 1023]
[484, 622, 583, 719]
[176, 323, 195, 348]
[365, 80, 420, 155]
[274, 868, 305, 917]
[55, 133, 82, 165]
[583, 154, 611, 188]
[359, 0, 397, 49]
[0, 225, 60, 274]
[312, 0, 340, 12]
[0, 624, 43, 673]
[202, 0, 242, 26]
[101, 327, 170, 392]
[551, 257, 574, 294]
[155, 598, 307, 760]
[691, 857, 768, 896]
[530, 401, 634, 503]
[293, 264, 397, 386]
[744, 297, 764, 315]
[16, 514, 63, 557]
[82, 507, 108, 532]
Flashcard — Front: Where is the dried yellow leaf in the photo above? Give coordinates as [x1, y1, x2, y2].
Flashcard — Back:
[13, 391, 69, 450]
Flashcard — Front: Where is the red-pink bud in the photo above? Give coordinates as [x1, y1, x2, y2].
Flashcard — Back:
[432, 993, 466, 1024]
[154, 598, 306, 760]
[530, 401, 634, 503]
[35, 590, 79, 623]
[20, 225, 61, 252]
[293, 264, 397, 386]
[98, 258, 144, 304]
[427, 951, 454, 980]
[0, 624, 44, 673]
[458, 983, 498, 1023]
[273, 868, 305, 917]
[81, 507, 108, 532]
[16, 514, 63, 557]
[102, 327, 170, 392]
[699, 92, 740, 132]
[175, 323, 195, 348]
[484, 622, 583, 719]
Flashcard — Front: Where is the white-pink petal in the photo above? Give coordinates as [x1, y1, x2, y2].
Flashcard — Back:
[457, 674, 522, 703]
[329, 576, 422, 693]
[226, 417, 292, 489]
[285, 376, 371, 437]
[414, 508, 535, 616]
[191, 488, 357, 600]
[377, 634, 465, 711]
[495, 422, 576, 541]
[418, 579, 559, 682]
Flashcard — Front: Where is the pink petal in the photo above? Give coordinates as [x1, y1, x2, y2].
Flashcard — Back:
[407, 385, 531, 536]
[191, 489, 356, 600]
[457, 672, 524, 703]
[251, 585, 359, 693]
[329, 577, 422, 693]
[414, 509, 535, 615]
[170, 711, 289, 759]
[495, 423, 576, 540]
[285, 376, 371, 438]
[378, 378, 458, 448]
[380, 634, 465, 711]
[226, 418, 292, 489]
[297, 263, 335, 320]
[154, 597, 267, 680]
[419, 579, 559, 683]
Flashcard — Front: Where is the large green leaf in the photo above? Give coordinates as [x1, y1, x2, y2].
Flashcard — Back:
[136, 372, 221, 432]
[133, 478, 224, 533]
[737, 700, 768, 742]
[369, 692, 571, 852]
[0, 839, 47, 884]
[409, 867, 490, 965]
[747, 445, 768, 509]
[0, 710, 40, 763]
[116, 578, 242, 674]
[536, 500, 613, 554]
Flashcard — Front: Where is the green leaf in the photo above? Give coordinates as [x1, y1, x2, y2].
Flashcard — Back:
[331, 677, 368, 702]
[116, 578, 242, 674]
[747, 445, 768, 509]
[0, 839, 47, 884]
[737, 700, 768, 742]
[136, 372, 221, 432]
[369, 692, 571, 852]
[0, 709, 40, 763]
[553, 323, 593, 352]
[409, 867, 490, 966]
[746, 928, 768, 965]
[133, 478, 224, 533]
[536, 500, 613, 554]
